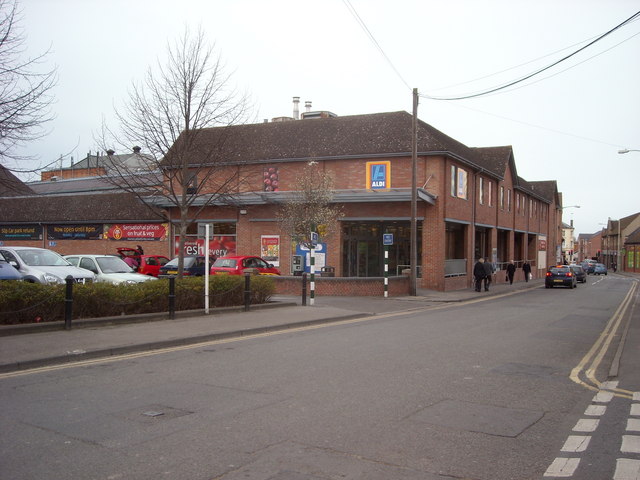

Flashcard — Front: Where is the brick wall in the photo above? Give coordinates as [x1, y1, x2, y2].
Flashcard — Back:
[273, 275, 410, 296]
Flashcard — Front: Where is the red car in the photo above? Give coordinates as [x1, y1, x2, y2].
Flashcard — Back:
[116, 248, 170, 277]
[210, 255, 280, 275]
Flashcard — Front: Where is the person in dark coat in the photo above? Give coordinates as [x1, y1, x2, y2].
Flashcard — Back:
[523, 261, 531, 282]
[473, 258, 486, 292]
[506, 260, 516, 285]
[482, 258, 494, 291]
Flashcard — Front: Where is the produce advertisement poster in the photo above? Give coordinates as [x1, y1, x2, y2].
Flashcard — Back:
[261, 235, 280, 266]
[106, 223, 168, 241]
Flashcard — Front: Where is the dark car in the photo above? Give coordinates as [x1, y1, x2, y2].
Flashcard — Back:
[545, 265, 577, 289]
[569, 264, 587, 283]
[580, 260, 596, 274]
[158, 256, 215, 277]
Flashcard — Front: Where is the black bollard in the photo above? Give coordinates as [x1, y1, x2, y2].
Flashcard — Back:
[301, 272, 307, 306]
[244, 273, 251, 311]
[168, 276, 175, 319]
[64, 275, 74, 330]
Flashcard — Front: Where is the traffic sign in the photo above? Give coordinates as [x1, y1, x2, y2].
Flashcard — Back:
[383, 233, 393, 245]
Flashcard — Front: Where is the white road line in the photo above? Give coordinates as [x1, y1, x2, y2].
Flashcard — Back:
[573, 419, 600, 432]
[594, 391, 615, 403]
[633, 393, 640, 401]
[544, 458, 580, 477]
[602, 381, 620, 390]
[631, 404, 640, 417]
[561, 436, 591, 453]
[627, 419, 640, 432]
[585, 405, 607, 416]
[615, 459, 640, 480]
[622, 436, 640, 454]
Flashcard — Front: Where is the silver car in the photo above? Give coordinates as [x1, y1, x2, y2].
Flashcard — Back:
[64, 255, 157, 285]
[0, 246, 95, 285]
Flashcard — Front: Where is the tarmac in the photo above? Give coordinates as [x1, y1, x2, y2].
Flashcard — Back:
[0, 275, 637, 378]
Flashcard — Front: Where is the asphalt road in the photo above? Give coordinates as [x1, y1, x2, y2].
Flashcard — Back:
[1, 274, 638, 480]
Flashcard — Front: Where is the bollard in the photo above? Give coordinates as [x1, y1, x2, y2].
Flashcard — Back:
[64, 275, 74, 330]
[168, 276, 176, 319]
[301, 272, 307, 306]
[244, 273, 251, 311]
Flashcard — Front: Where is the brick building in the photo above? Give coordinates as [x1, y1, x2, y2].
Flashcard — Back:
[0, 111, 564, 291]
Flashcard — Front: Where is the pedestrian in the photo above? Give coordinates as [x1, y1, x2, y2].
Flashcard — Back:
[506, 260, 516, 285]
[483, 257, 494, 291]
[523, 261, 531, 282]
[473, 258, 486, 292]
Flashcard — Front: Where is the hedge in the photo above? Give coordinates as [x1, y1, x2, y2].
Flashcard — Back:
[0, 275, 276, 325]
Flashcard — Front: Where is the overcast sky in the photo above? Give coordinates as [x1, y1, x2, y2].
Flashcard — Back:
[14, 0, 640, 235]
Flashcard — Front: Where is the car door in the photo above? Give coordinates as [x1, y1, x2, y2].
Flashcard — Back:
[79, 257, 100, 276]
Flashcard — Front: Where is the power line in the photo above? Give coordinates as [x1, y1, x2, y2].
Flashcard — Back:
[420, 10, 640, 101]
[341, 0, 412, 91]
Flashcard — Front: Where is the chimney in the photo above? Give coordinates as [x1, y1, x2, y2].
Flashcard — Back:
[106, 149, 115, 156]
[293, 96, 300, 120]
[305, 100, 312, 113]
[133, 146, 141, 154]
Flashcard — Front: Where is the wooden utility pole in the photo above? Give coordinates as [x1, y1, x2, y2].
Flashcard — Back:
[410, 88, 418, 296]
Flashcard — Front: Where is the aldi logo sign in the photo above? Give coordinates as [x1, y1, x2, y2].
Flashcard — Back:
[366, 161, 391, 190]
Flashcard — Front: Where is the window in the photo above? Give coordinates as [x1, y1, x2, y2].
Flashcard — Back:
[500, 186, 504, 210]
[529, 199, 533, 217]
[516, 193, 520, 214]
[450, 165, 468, 199]
[488, 181, 493, 207]
[479, 177, 484, 205]
[507, 189, 511, 212]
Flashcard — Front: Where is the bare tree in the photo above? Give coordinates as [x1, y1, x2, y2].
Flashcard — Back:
[101, 28, 251, 276]
[277, 162, 344, 249]
[0, 0, 56, 176]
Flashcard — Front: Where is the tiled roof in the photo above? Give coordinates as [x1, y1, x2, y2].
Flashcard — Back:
[0, 165, 35, 197]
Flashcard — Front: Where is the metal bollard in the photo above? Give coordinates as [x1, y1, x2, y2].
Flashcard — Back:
[64, 275, 74, 330]
[168, 276, 175, 319]
[301, 272, 307, 306]
[244, 273, 251, 311]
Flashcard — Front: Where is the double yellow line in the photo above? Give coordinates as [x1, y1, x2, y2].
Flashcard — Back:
[570, 281, 638, 399]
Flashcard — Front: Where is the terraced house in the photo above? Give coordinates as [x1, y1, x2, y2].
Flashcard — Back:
[0, 110, 564, 292]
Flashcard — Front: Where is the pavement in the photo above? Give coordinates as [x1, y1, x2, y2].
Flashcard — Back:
[0, 275, 636, 377]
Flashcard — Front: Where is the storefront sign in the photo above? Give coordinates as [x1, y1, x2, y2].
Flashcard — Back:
[0, 224, 42, 241]
[261, 235, 280, 266]
[47, 224, 102, 240]
[106, 223, 168, 241]
[366, 161, 391, 190]
[175, 236, 236, 257]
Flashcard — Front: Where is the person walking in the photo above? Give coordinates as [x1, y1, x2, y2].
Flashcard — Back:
[523, 260, 531, 282]
[506, 260, 516, 285]
[473, 258, 486, 292]
[483, 257, 494, 291]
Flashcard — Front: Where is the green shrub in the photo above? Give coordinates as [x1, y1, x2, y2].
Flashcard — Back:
[0, 275, 276, 325]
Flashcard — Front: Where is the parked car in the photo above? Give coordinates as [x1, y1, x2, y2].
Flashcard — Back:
[569, 264, 587, 283]
[158, 256, 215, 277]
[594, 263, 608, 275]
[0, 259, 22, 281]
[545, 265, 577, 289]
[116, 247, 170, 277]
[64, 255, 158, 285]
[0, 246, 95, 284]
[210, 255, 281, 276]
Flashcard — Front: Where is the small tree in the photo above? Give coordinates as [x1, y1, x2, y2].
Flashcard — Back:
[0, 0, 56, 176]
[101, 28, 250, 276]
[277, 162, 343, 250]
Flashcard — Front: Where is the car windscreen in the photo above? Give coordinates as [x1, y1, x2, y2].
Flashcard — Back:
[213, 258, 237, 268]
[16, 249, 70, 266]
[97, 256, 134, 273]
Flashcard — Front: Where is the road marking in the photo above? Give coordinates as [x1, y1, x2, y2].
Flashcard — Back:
[573, 419, 599, 432]
[561, 435, 591, 452]
[615, 459, 640, 480]
[631, 404, 640, 417]
[622, 436, 640, 454]
[585, 405, 607, 416]
[627, 419, 640, 432]
[544, 457, 580, 477]
[594, 391, 615, 403]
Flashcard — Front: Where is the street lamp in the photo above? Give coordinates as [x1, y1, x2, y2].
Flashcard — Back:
[618, 149, 640, 154]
